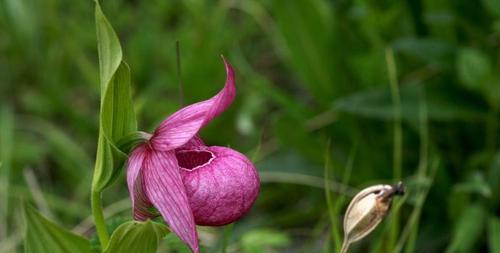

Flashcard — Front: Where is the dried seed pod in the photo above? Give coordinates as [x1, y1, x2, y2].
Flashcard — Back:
[340, 182, 404, 253]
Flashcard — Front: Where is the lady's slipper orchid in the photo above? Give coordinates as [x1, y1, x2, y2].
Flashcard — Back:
[126, 59, 260, 253]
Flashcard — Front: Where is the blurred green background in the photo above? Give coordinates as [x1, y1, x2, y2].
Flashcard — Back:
[1, 0, 500, 252]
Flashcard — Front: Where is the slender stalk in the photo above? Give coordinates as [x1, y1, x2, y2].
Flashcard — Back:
[324, 140, 337, 251]
[386, 47, 402, 250]
[0, 107, 13, 240]
[416, 86, 429, 180]
[91, 190, 109, 247]
[176, 41, 184, 106]
[394, 89, 430, 253]
[386, 47, 402, 183]
[394, 159, 439, 253]
[221, 223, 233, 253]
[333, 145, 356, 251]
[340, 240, 350, 253]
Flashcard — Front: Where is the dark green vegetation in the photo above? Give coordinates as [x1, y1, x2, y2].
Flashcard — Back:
[1, 0, 500, 252]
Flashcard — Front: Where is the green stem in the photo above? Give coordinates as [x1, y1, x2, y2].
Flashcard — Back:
[91, 190, 109, 248]
[386, 47, 402, 182]
[221, 223, 233, 253]
[386, 47, 402, 250]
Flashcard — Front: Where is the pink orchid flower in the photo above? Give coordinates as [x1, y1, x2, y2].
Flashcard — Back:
[126, 59, 260, 253]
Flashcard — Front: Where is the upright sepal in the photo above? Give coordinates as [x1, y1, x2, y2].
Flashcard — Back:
[151, 60, 235, 151]
[23, 205, 95, 253]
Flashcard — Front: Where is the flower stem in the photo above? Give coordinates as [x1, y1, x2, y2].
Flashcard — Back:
[91, 190, 109, 248]
[340, 240, 350, 253]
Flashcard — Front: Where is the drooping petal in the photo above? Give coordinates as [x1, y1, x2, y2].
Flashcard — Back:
[143, 150, 199, 253]
[126, 144, 155, 220]
[151, 59, 235, 151]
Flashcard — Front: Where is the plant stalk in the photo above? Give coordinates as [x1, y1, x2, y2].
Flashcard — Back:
[340, 240, 350, 253]
[91, 190, 109, 248]
[386, 47, 402, 250]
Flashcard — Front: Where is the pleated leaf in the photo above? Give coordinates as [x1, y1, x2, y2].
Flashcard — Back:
[92, 1, 137, 191]
[103, 220, 169, 253]
[24, 205, 95, 253]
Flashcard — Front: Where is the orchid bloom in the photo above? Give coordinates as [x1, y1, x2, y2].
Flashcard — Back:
[126, 59, 260, 253]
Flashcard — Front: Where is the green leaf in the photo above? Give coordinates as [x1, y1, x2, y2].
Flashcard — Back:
[482, 0, 500, 16]
[115, 131, 152, 154]
[4, 0, 37, 40]
[393, 37, 453, 65]
[454, 171, 492, 198]
[489, 217, 500, 253]
[273, 116, 326, 162]
[446, 204, 486, 253]
[103, 220, 169, 253]
[162, 234, 194, 253]
[95, 2, 122, 95]
[23, 205, 95, 253]
[91, 2, 137, 191]
[241, 229, 290, 253]
[270, 0, 338, 103]
[334, 83, 486, 121]
[0, 106, 14, 238]
[456, 48, 492, 92]
[39, 121, 92, 191]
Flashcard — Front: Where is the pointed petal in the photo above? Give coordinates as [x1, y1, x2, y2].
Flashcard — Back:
[143, 150, 199, 253]
[126, 144, 155, 220]
[151, 60, 235, 151]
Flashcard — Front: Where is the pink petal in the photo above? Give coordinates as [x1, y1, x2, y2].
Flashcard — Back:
[180, 135, 206, 149]
[151, 59, 235, 151]
[126, 144, 155, 220]
[143, 150, 199, 253]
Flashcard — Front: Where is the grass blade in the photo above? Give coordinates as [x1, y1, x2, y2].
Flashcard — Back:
[0, 107, 14, 240]
[386, 47, 403, 250]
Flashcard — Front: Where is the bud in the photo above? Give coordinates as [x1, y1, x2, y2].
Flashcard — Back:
[340, 182, 404, 253]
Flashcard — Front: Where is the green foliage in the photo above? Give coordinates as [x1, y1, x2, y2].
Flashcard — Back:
[335, 83, 485, 121]
[446, 204, 486, 253]
[489, 217, 500, 253]
[34, 120, 93, 198]
[23, 205, 95, 253]
[482, 0, 500, 16]
[90, 2, 137, 248]
[240, 229, 290, 253]
[324, 142, 355, 253]
[456, 48, 492, 92]
[92, 2, 137, 192]
[1, 0, 499, 252]
[269, 0, 337, 104]
[161, 234, 198, 253]
[103, 220, 168, 253]
[0, 107, 14, 239]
